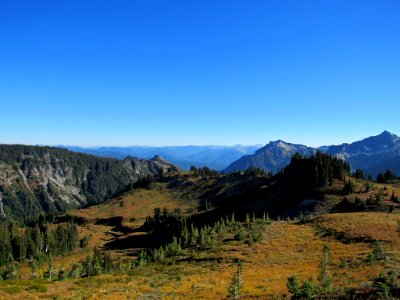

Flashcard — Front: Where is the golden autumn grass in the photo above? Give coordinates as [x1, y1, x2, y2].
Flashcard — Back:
[2, 212, 400, 299]
[2, 180, 400, 299]
[1, 183, 194, 294]
[72, 182, 196, 224]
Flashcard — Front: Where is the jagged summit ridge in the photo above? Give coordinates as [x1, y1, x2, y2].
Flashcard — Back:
[326, 131, 400, 176]
[225, 131, 400, 176]
[224, 140, 315, 173]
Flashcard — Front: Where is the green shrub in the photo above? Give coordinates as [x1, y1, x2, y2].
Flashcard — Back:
[374, 282, 390, 299]
[27, 284, 48, 293]
[287, 275, 301, 298]
[367, 242, 388, 263]
[79, 235, 91, 248]
[387, 270, 398, 286]
[3, 286, 23, 294]
[339, 258, 347, 268]
[287, 276, 318, 299]
[234, 228, 246, 241]
[301, 278, 318, 299]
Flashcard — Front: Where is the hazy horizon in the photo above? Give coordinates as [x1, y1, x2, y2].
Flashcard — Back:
[1, 129, 395, 149]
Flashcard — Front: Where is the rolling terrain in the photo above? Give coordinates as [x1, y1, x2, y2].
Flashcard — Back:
[1, 152, 400, 299]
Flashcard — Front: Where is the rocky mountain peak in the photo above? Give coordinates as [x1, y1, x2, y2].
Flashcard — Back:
[379, 130, 399, 143]
[369, 130, 398, 144]
[225, 131, 400, 177]
[151, 155, 165, 161]
[225, 140, 315, 174]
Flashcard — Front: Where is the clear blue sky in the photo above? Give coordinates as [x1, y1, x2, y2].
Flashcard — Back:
[1, 1, 399, 147]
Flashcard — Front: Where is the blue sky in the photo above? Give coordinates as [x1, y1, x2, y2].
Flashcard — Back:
[1, 1, 399, 147]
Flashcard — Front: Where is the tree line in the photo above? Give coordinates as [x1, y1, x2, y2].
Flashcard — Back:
[376, 169, 399, 183]
[280, 151, 350, 201]
[0, 220, 80, 266]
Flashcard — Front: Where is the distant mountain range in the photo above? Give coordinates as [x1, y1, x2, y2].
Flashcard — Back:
[62, 145, 261, 171]
[1, 131, 399, 220]
[224, 141, 315, 174]
[224, 131, 400, 177]
[60, 131, 400, 177]
[326, 130, 400, 176]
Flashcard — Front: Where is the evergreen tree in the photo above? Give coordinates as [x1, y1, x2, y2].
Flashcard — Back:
[25, 232, 37, 260]
[343, 180, 355, 195]
[43, 225, 56, 256]
[82, 255, 92, 277]
[29, 260, 39, 279]
[2, 258, 19, 280]
[0, 223, 12, 265]
[318, 244, 332, 292]
[11, 234, 26, 262]
[377, 169, 398, 183]
[287, 275, 301, 299]
[90, 247, 103, 276]
[353, 169, 364, 179]
[103, 251, 113, 273]
[43, 257, 56, 280]
[227, 260, 243, 299]
[68, 262, 82, 279]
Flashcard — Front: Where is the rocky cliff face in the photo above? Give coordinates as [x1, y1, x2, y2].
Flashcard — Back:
[0, 145, 179, 219]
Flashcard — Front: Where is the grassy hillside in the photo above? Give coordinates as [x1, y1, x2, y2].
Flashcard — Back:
[1, 212, 399, 299]
[1, 169, 400, 299]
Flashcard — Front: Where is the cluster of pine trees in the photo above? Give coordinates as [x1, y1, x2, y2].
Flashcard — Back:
[0, 221, 79, 266]
[281, 152, 350, 202]
[69, 247, 114, 278]
[190, 166, 218, 177]
[141, 209, 270, 264]
[376, 169, 399, 183]
[227, 166, 272, 178]
[290, 151, 350, 187]
[143, 207, 186, 246]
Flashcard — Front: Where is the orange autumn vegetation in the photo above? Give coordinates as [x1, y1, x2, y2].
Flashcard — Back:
[1, 181, 400, 299]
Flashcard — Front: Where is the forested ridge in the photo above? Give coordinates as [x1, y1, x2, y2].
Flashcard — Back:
[0, 220, 79, 267]
[0, 144, 179, 221]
